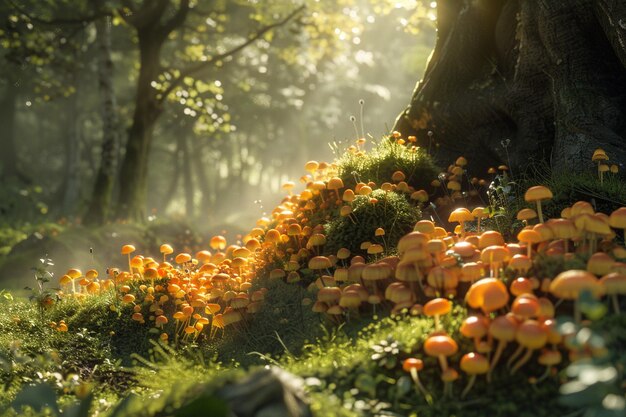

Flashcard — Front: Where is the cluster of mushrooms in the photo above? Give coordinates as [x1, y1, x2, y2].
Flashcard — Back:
[55, 137, 624, 399]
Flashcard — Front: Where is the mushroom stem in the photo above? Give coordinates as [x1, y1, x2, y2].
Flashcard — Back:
[319, 275, 327, 288]
[535, 201, 544, 224]
[461, 375, 476, 399]
[574, 300, 581, 324]
[460, 221, 466, 240]
[612, 294, 621, 314]
[438, 354, 448, 372]
[511, 348, 533, 374]
[410, 368, 429, 398]
[527, 243, 532, 259]
[477, 217, 482, 234]
[127, 253, 132, 275]
[506, 344, 524, 369]
[434, 314, 440, 331]
[488, 341, 506, 382]
[443, 381, 452, 397]
[534, 366, 552, 383]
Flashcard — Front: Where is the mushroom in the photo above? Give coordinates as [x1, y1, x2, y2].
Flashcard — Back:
[510, 319, 548, 374]
[517, 229, 542, 259]
[424, 334, 458, 396]
[534, 349, 562, 383]
[160, 244, 173, 263]
[591, 148, 609, 182]
[600, 272, 626, 313]
[460, 315, 489, 351]
[516, 208, 538, 226]
[402, 358, 429, 398]
[488, 313, 518, 381]
[121, 244, 136, 274]
[524, 186, 553, 224]
[424, 334, 458, 372]
[460, 352, 489, 398]
[448, 208, 473, 239]
[480, 245, 510, 278]
[327, 177, 344, 203]
[308, 256, 333, 286]
[550, 269, 602, 323]
[465, 278, 510, 314]
[424, 298, 452, 331]
[471, 207, 488, 234]
[609, 207, 626, 244]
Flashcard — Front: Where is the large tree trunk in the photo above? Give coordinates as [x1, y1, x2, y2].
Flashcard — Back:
[394, 0, 626, 176]
[179, 132, 195, 219]
[84, 15, 119, 225]
[62, 74, 83, 217]
[116, 32, 164, 221]
[0, 78, 19, 181]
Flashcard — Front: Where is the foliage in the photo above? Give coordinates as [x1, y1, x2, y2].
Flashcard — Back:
[25, 256, 58, 323]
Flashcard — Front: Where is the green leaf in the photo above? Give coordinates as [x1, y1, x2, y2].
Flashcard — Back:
[355, 373, 377, 398]
[173, 394, 229, 417]
[64, 393, 93, 417]
[12, 383, 61, 415]
[395, 375, 412, 398]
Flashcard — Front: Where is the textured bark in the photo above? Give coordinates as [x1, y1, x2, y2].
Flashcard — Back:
[116, 29, 164, 221]
[0, 79, 19, 180]
[394, 0, 626, 175]
[84, 15, 119, 225]
[179, 133, 194, 219]
[62, 74, 83, 216]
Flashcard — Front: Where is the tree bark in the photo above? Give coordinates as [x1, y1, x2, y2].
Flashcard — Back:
[0, 78, 19, 180]
[179, 132, 195, 219]
[394, 0, 626, 176]
[84, 15, 119, 225]
[192, 141, 213, 219]
[115, 30, 164, 221]
[62, 73, 83, 216]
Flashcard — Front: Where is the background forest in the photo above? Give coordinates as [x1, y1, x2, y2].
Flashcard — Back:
[0, 0, 435, 288]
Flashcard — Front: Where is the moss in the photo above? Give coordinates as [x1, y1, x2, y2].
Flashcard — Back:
[324, 189, 421, 256]
[337, 139, 438, 192]
[216, 277, 322, 366]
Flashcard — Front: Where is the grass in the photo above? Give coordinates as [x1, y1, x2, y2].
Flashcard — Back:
[1, 142, 626, 417]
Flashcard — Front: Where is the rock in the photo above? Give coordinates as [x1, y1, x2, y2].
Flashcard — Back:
[217, 366, 311, 417]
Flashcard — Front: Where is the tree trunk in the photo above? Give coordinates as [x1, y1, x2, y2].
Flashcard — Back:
[0, 78, 20, 181]
[394, 0, 626, 176]
[62, 74, 83, 217]
[116, 32, 164, 221]
[161, 143, 182, 215]
[179, 132, 195, 219]
[192, 141, 213, 220]
[84, 15, 119, 225]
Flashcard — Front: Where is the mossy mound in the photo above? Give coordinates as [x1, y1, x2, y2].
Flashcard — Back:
[337, 139, 438, 191]
[324, 189, 421, 256]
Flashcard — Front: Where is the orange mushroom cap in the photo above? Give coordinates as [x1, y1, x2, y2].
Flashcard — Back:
[550, 270, 603, 299]
[524, 186, 553, 202]
[424, 298, 452, 316]
[460, 352, 489, 374]
[424, 334, 458, 357]
[121, 245, 136, 255]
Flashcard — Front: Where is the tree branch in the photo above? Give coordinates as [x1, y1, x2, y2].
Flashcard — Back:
[159, 0, 190, 36]
[124, 0, 169, 30]
[7, 0, 109, 26]
[158, 5, 305, 102]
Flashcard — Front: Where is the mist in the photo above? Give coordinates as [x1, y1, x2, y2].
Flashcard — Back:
[0, 0, 435, 288]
